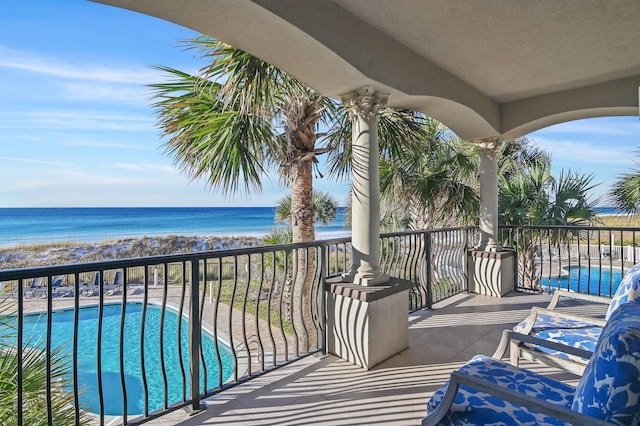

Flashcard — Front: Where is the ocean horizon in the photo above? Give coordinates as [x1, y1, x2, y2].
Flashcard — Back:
[0, 207, 349, 247]
[0, 205, 623, 248]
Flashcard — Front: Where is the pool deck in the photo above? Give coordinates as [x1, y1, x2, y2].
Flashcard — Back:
[142, 291, 607, 426]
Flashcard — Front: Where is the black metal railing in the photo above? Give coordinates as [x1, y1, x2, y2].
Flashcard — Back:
[0, 242, 330, 425]
[500, 225, 640, 297]
[0, 228, 473, 424]
[379, 227, 475, 310]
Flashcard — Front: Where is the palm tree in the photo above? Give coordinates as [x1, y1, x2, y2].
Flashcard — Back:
[150, 36, 425, 245]
[497, 137, 550, 181]
[608, 152, 640, 217]
[377, 118, 479, 230]
[150, 36, 425, 350]
[0, 301, 88, 425]
[498, 160, 599, 289]
[275, 190, 338, 228]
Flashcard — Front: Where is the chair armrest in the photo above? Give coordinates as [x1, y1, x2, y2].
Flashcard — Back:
[492, 329, 594, 360]
[530, 306, 607, 328]
[422, 368, 613, 426]
[547, 289, 611, 310]
[517, 306, 606, 337]
[500, 330, 594, 360]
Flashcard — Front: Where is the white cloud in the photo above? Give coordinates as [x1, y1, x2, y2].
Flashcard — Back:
[0, 45, 161, 85]
[114, 163, 175, 173]
[61, 81, 149, 104]
[0, 156, 74, 168]
[530, 136, 636, 166]
[0, 110, 155, 132]
[63, 138, 153, 151]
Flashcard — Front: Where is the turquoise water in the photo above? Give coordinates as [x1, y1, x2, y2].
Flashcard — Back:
[4, 303, 234, 416]
[540, 265, 623, 296]
[0, 207, 348, 245]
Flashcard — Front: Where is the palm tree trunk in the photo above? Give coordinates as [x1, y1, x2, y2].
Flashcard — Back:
[291, 161, 314, 243]
[519, 244, 540, 290]
[290, 161, 316, 351]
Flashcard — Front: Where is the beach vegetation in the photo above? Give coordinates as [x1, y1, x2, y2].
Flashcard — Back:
[0, 235, 261, 272]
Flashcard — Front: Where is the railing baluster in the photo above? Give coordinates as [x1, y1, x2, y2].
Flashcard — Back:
[255, 253, 265, 372]
[188, 258, 202, 413]
[140, 266, 150, 417]
[229, 257, 239, 382]
[280, 250, 289, 362]
[96, 270, 106, 424]
[119, 268, 129, 423]
[318, 245, 327, 354]
[72, 272, 81, 426]
[290, 248, 300, 358]
[298, 248, 310, 354]
[212, 258, 224, 389]
[241, 254, 252, 376]
[557, 228, 565, 289]
[199, 260, 208, 393]
[43, 275, 53, 426]
[160, 262, 169, 408]
[425, 232, 433, 308]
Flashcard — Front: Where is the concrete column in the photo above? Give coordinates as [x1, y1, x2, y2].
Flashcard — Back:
[474, 138, 502, 251]
[341, 86, 389, 286]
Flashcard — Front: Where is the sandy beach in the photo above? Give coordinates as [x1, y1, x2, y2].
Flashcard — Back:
[0, 235, 265, 270]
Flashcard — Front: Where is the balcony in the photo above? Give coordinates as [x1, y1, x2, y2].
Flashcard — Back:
[144, 291, 601, 425]
[0, 225, 624, 425]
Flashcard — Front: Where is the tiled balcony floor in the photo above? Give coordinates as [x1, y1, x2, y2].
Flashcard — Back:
[148, 291, 607, 426]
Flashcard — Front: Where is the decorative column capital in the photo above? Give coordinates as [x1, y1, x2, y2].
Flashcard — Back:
[472, 137, 502, 153]
[341, 86, 389, 121]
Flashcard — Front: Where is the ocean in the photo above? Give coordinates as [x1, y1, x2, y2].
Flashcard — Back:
[0, 205, 621, 248]
[0, 207, 349, 247]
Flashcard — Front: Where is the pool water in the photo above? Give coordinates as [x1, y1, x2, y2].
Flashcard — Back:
[6, 303, 234, 416]
[540, 265, 623, 296]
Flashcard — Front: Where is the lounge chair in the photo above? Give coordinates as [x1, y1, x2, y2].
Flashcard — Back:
[495, 263, 640, 374]
[20, 276, 45, 298]
[422, 302, 640, 425]
[82, 271, 122, 296]
[104, 271, 123, 295]
[29, 275, 67, 298]
[81, 272, 100, 296]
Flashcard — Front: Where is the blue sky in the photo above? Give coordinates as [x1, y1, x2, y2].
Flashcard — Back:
[1, 1, 638, 208]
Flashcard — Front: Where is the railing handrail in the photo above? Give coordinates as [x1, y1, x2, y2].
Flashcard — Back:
[500, 224, 640, 231]
[0, 226, 477, 280]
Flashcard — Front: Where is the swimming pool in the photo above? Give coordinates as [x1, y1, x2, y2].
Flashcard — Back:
[7, 303, 234, 416]
[540, 265, 623, 296]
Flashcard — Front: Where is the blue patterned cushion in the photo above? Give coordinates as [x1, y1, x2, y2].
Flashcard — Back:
[571, 302, 640, 424]
[605, 264, 640, 320]
[426, 355, 575, 425]
[513, 312, 597, 334]
[513, 312, 600, 363]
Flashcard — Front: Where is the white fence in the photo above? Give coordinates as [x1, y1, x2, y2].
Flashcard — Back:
[540, 243, 640, 263]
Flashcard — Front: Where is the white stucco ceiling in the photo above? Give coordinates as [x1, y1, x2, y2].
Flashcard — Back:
[94, 0, 640, 140]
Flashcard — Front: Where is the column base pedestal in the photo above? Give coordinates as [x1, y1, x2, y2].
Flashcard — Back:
[467, 249, 515, 297]
[326, 277, 410, 369]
